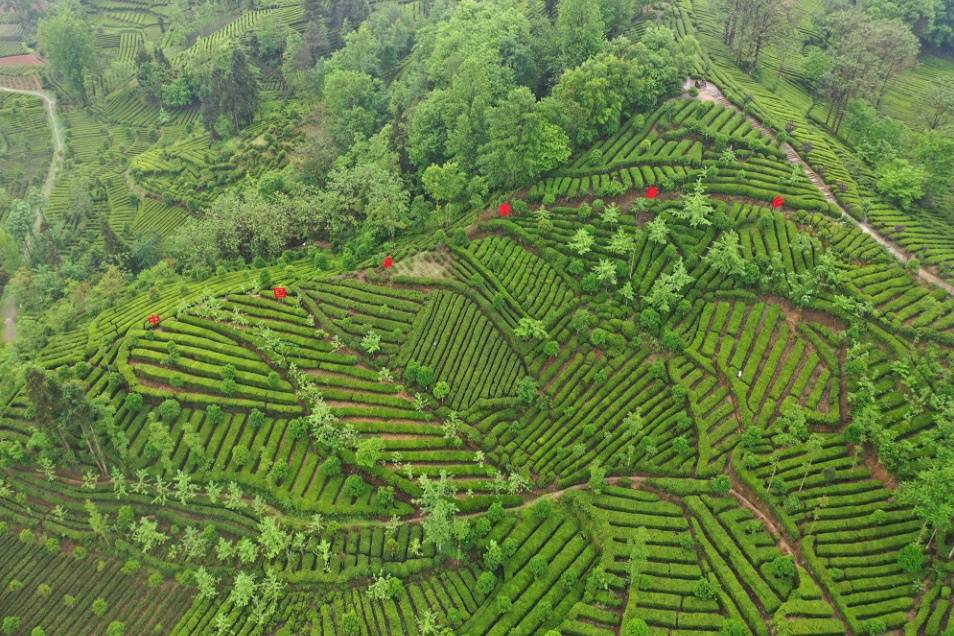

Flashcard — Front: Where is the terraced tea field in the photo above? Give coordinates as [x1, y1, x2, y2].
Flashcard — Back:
[0, 0, 953, 633]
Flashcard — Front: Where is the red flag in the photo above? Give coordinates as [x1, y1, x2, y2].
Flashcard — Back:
[772, 195, 784, 209]
[383, 255, 394, 269]
[273, 286, 287, 300]
[147, 314, 161, 327]
[646, 186, 660, 199]
[498, 202, 512, 217]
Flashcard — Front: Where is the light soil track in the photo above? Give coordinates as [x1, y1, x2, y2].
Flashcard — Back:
[684, 77, 954, 296]
[0, 84, 64, 344]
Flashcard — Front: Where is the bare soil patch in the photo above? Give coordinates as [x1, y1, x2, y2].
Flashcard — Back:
[0, 53, 44, 67]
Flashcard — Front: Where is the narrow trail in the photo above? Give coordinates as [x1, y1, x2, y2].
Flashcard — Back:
[684, 78, 954, 297]
[1, 295, 15, 344]
[0, 85, 64, 344]
[0, 85, 64, 197]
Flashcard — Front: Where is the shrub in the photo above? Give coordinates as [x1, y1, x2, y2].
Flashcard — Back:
[862, 619, 887, 636]
[91, 598, 108, 616]
[529, 554, 548, 579]
[897, 542, 925, 574]
[375, 486, 394, 512]
[560, 569, 578, 591]
[496, 594, 512, 613]
[344, 475, 367, 498]
[640, 308, 661, 332]
[712, 475, 732, 494]
[447, 608, 463, 627]
[586, 566, 610, 597]
[694, 577, 718, 600]
[720, 619, 747, 636]
[661, 329, 684, 351]
[451, 227, 469, 247]
[532, 499, 553, 521]
[157, 399, 181, 423]
[589, 328, 607, 346]
[875, 158, 925, 210]
[321, 456, 342, 476]
[624, 618, 650, 636]
[124, 393, 143, 412]
[340, 610, 360, 636]
[106, 622, 126, 636]
[231, 445, 249, 466]
[2, 617, 20, 636]
[484, 540, 503, 571]
[771, 556, 795, 579]
[487, 501, 505, 524]
[476, 571, 497, 597]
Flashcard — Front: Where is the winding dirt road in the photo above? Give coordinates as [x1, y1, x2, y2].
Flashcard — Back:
[684, 78, 954, 296]
[0, 84, 63, 344]
[0, 85, 64, 196]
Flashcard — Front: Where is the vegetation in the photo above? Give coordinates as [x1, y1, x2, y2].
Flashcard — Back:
[0, 0, 953, 633]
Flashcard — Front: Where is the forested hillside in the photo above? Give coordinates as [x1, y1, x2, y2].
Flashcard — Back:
[0, 0, 953, 634]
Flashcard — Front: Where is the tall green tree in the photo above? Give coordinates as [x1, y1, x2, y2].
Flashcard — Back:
[197, 45, 259, 138]
[714, 0, 793, 71]
[821, 11, 919, 131]
[924, 82, 954, 129]
[37, 4, 96, 101]
[876, 158, 926, 210]
[414, 471, 458, 552]
[674, 178, 713, 227]
[422, 161, 468, 227]
[543, 52, 644, 147]
[556, 0, 605, 70]
[328, 0, 370, 47]
[322, 69, 379, 147]
[5, 197, 38, 249]
[478, 87, 570, 190]
[24, 367, 71, 457]
[315, 126, 410, 243]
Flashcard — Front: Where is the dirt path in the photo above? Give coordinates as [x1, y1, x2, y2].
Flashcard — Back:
[0, 85, 64, 197]
[1, 294, 15, 344]
[0, 85, 63, 343]
[684, 78, 954, 296]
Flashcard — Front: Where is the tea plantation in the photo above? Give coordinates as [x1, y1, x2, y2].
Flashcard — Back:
[1, 0, 954, 634]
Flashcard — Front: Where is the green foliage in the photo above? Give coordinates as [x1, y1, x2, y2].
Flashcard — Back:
[624, 618, 650, 636]
[479, 87, 571, 190]
[37, 5, 95, 99]
[875, 158, 926, 209]
[2, 617, 21, 636]
[91, 598, 108, 617]
[896, 542, 925, 573]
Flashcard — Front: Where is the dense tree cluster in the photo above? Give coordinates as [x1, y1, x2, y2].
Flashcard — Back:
[713, 0, 953, 214]
[153, 0, 695, 268]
